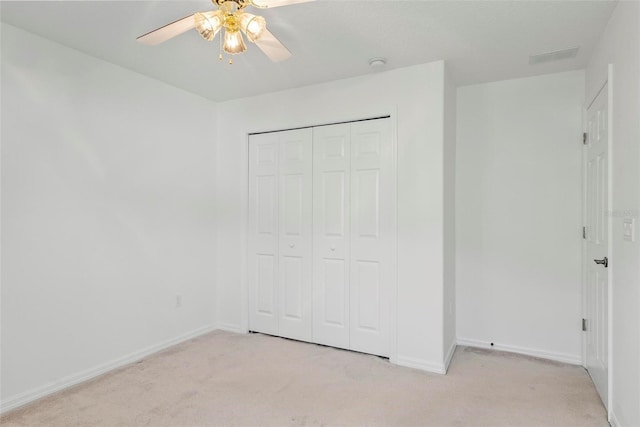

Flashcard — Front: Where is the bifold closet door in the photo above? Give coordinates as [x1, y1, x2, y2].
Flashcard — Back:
[312, 118, 392, 357]
[349, 119, 392, 357]
[278, 129, 313, 341]
[248, 133, 278, 336]
[248, 129, 313, 342]
[312, 124, 351, 350]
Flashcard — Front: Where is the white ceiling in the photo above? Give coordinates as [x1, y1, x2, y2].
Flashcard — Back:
[1, 0, 617, 102]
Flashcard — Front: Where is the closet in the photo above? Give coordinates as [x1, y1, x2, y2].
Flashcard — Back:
[248, 118, 393, 358]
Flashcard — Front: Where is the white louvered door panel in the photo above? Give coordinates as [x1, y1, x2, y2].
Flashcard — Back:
[248, 133, 279, 335]
[312, 124, 351, 350]
[349, 118, 392, 357]
[278, 129, 313, 342]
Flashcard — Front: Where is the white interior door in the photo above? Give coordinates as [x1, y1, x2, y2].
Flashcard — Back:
[349, 119, 392, 357]
[313, 124, 351, 350]
[278, 129, 313, 342]
[248, 133, 279, 335]
[585, 84, 609, 407]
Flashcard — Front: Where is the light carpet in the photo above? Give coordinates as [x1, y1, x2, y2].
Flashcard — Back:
[1, 330, 608, 426]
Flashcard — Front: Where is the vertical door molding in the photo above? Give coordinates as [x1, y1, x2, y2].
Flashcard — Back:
[606, 64, 614, 419]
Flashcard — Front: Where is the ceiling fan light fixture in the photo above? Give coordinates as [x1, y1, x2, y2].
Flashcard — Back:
[136, 0, 311, 62]
[239, 13, 267, 42]
[195, 11, 224, 41]
[223, 29, 247, 54]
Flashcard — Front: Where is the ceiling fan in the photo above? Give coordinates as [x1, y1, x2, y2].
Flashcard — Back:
[137, 0, 314, 63]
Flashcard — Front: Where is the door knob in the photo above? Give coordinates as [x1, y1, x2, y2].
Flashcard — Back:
[593, 257, 608, 268]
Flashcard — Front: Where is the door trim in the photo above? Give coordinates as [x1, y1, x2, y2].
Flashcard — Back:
[241, 109, 399, 364]
[606, 64, 613, 421]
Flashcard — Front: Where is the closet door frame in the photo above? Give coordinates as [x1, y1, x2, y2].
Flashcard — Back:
[240, 111, 398, 365]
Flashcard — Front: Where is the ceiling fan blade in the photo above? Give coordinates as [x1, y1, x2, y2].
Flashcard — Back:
[137, 15, 196, 45]
[255, 29, 292, 62]
[251, 0, 315, 8]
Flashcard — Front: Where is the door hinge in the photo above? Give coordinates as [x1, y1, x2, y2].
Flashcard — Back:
[583, 226, 587, 239]
[582, 318, 587, 331]
[583, 132, 588, 145]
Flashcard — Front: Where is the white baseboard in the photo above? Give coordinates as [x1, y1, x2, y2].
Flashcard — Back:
[457, 337, 582, 365]
[444, 341, 457, 373]
[608, 409, 620, 427]
[0, 324, 216, 415]
[396, 355, 446, 374]
[216, 323, 245, 334]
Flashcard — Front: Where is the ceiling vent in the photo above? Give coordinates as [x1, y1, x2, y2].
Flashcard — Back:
[529, 47, 579, 65]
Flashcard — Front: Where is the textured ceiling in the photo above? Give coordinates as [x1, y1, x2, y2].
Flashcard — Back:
[0, 0, 617, 101]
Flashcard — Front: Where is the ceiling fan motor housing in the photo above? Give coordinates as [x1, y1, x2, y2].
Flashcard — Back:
[214, 0, 250, 12]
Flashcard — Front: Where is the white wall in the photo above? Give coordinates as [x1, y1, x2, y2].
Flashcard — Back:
[443, 69, 457, 368]
[215, 61, 452, 372]
[586, 2, 640, 425]
[1, 24, 217, 410]
[456, 70, 585, 364]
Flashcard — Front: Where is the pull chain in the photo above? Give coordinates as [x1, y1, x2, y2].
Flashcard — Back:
[217, 29, 233, 64]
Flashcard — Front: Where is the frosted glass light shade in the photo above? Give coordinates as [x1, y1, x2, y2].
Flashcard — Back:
[239, 13, 266, 42]
[195, 11, 224, 41]
[223, 29, 247, 54]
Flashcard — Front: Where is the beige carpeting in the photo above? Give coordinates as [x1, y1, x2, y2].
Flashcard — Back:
[2, 330, 607, 426]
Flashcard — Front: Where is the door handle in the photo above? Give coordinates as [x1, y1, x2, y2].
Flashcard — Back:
[593, 257, 608, 268]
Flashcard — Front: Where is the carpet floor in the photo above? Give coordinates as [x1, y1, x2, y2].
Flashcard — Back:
[2, 330, 608, 426]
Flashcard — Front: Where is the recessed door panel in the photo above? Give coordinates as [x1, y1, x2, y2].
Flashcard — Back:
[356, 132, 381, 158]
[284, 140, 304, 162]
[282, 174, 303, 236]
[282, 256, 303, 320]
[355, 260, 380, 331]
[322, 259, 347, 327]
[256, 254, 276, 315]
[597, 155, 606, 244]
[323, 136, 346, 159]
[355, 170, 380, 239]
[256, 176, 276, 235]
[323, 172, 346, 237]
[257, 144, 276, 166]
[586, 159, 595, 243]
